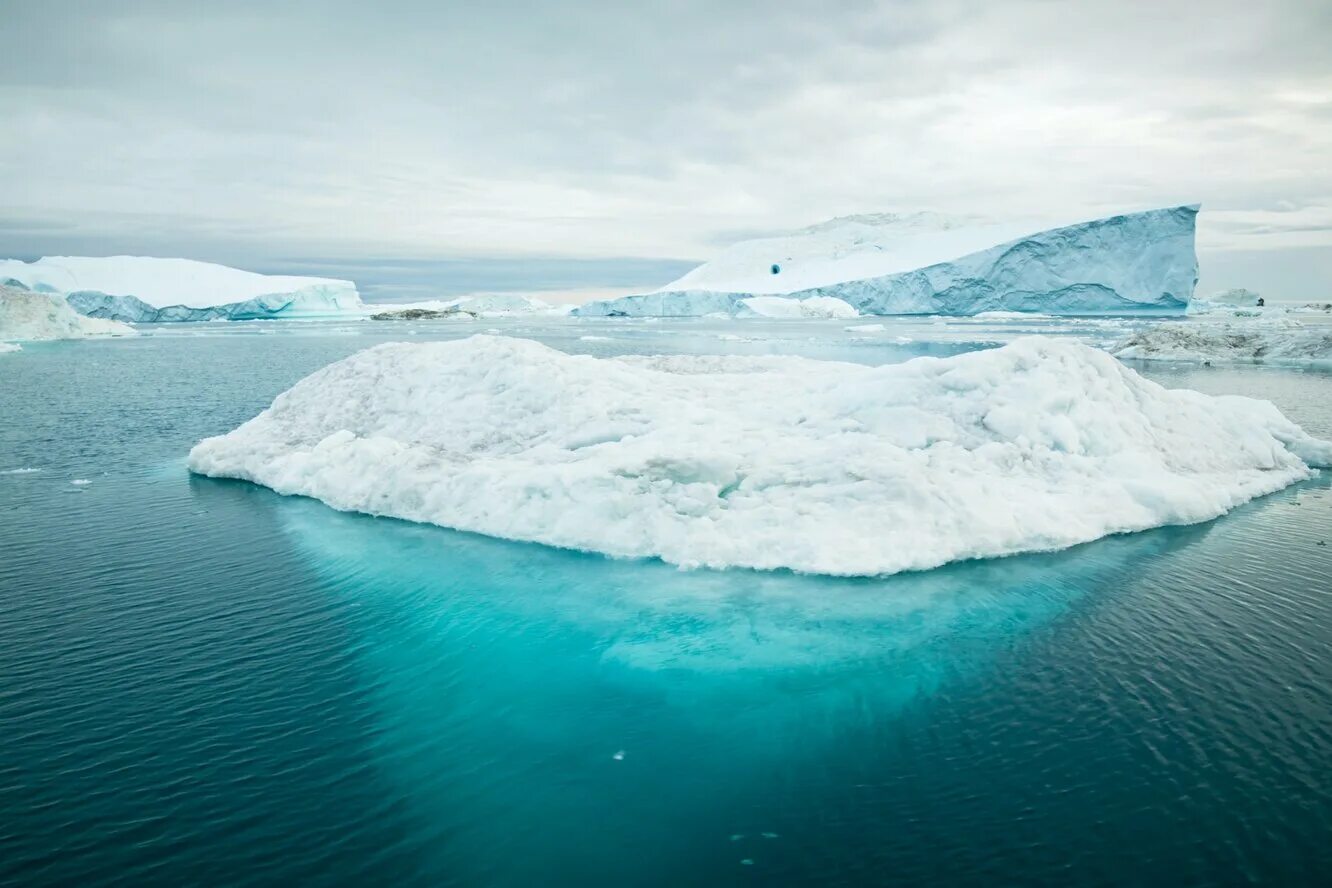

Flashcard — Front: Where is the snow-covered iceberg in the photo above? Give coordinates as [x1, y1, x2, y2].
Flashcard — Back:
[576, 206, 1199, 318]
[1113, 320, 1332, 367]
[0, 284, 136, 342]
[367, 292, 572, 319]
[188, 335, 1329, 576]
[0, 256, 362, 322]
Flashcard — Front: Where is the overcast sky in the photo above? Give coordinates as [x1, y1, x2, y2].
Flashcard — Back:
[2, 0, 1330, 299]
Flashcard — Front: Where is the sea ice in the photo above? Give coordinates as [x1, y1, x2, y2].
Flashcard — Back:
[0, 256, 362, 322]
[188, 335, 1331, 576]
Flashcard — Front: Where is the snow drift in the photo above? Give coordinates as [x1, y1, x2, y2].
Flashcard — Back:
[188, 335, 1330, 576]
[0, 256, 362, 322]
[576, 206, 1199, 318]
[0, 285, 136, 342]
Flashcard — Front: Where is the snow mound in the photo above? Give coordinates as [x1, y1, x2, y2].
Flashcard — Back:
[0, 285, 136, 342]
[576, 206, 1199, 318]
[738, 295, 858, 319]
[1113, 321, 1332, 367]
[188, 335, 1331, 576]
[0, 256, 362, 322]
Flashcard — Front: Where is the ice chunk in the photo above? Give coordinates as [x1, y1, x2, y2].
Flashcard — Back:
[1113, 320, 1332, 367]
[0, 256, 362, 322]
[188, 335, 1330, 576]
[0, 285, 135, 342]
[575, 206, 1199, 317]
[845, 323, 885, 333]
[0, 341, 20, 354]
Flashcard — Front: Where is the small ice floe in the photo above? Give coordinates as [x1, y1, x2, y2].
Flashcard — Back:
[740, 859, 754, 866]
[717, 333, 747, 341]
[579, 335, 612, 342]
[761, 832, 779, 839]
[0, 342, 21, 354]
[2, 467, 41, 474]
[845, 323, 884, 333]
[894, 335, 914, 344]
[611, 750, 625, 761]
[729, 834, 745, 842]
[70, 479, 92, 486]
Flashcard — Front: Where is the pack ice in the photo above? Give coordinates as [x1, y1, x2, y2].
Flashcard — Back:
[0, 256, 363, 322]
[576, 206, 1199, 318]
[187, 335, 1330, 576]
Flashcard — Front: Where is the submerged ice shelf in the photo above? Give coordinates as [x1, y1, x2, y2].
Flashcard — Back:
[576, 206, 1199, 318]
[188, 335, 1331, 576]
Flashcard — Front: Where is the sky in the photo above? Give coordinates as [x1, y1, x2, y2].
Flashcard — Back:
[1, 0, 1330, 301]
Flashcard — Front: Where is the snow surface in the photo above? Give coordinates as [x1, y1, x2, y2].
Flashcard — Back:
[1113, 320, 1332, 367]
[0, 285, 136, 342]
[0, 256, 362, 322]
[188, 335, 1331, 577]
[576, 206, 1199, 318]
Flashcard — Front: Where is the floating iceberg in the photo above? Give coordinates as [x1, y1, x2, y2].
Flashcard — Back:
[188, 335, 1329, 576]
[576, 206, 1199, 318]
[367, 292, 571, 319]
[0, 284, 136, 343]
[0, 256, 363, 322]
[1113, 320, 1332, 367]
[738, 295, 858, 319]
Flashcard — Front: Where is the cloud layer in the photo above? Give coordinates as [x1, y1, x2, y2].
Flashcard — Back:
[2, 0, 1330, 297]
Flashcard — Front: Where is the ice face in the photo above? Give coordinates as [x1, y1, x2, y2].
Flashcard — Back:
[0, 256, 362, 322]
[576, 206, 1199, 318]
[187, 334, 1330, 576]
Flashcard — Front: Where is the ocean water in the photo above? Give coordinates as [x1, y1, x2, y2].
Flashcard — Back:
[2, 318, 1331, 886]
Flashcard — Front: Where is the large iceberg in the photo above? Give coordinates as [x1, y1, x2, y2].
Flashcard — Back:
[188, 335, 1329, 576]
[0, 284, 136, 343]
[576, 206, 1199, 317]
[0, 256, 363, 322]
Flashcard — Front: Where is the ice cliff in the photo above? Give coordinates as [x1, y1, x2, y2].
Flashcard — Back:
[187, 334, 1329, 577]
[0, 256, 363, 322]
[576, 206, 1199, 317]
[0, 284, 136, 343]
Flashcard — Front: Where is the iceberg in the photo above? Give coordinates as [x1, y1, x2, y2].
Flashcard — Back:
[576, 206, 1199, 318]
[0, 284, 136, 343]
[187, 335, 1330, 577]
[366, 292, 572, 319]
[0, 256, 363, 322]
[1113, 320, 1332, 367]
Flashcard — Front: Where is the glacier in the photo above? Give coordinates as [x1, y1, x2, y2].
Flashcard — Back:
[0, 256, 363, 322]
[187, 334, 1330, 577]
[576, 206, 1199, 318]
[0, 284, 136, 343]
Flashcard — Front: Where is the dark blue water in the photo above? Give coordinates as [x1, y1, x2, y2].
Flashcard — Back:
[3, 322, 1331, 885]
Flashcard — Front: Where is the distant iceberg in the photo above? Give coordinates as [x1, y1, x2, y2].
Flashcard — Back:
[0, 284, 136, 343]
[1113, 319, 1332, 367]
[0, 256, 363, 322]
[188, 335, 1329, 576]
[576, 206, 1199, 317]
